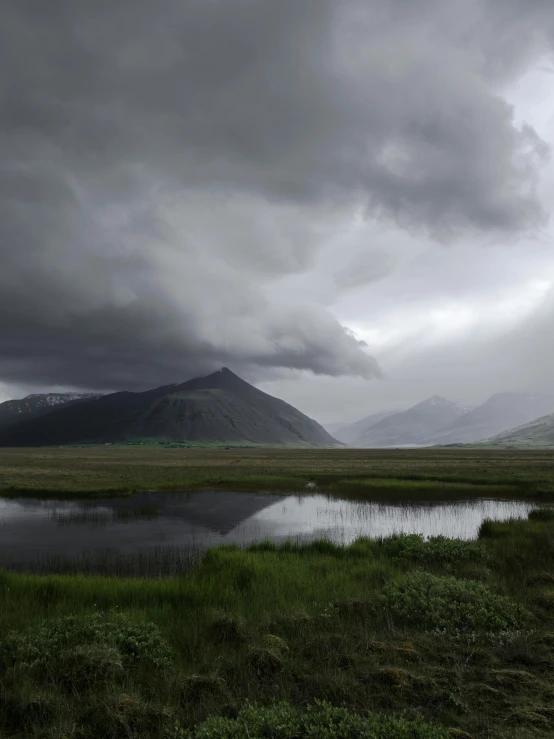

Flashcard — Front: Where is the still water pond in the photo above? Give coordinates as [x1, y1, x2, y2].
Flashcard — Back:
[0, 491, 544, 575]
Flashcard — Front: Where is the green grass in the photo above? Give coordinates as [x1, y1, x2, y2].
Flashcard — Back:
[169, 700, 452, 738]
[1, 447, 554, 501]
[1, 511, 554, 737]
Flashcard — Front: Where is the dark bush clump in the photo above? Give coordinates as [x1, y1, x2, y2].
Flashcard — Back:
[528, 508, 554, 522]
[209, 614, 246, 646]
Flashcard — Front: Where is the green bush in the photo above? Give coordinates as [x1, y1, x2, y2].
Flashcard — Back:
[0, 613, 175, 737]
[168, 699, 451, 738]
[380, 572, 532, 632]
[379, 534, 490, 567]
[0, 612, 172, 679]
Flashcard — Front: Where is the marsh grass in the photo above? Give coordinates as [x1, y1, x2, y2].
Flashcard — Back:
[113, 504, 160, 521]
[0, 510, 553, 737]
[49, 509, 111, 527]
[47, 504, 160, 530]
[1, 447, 554, 501]
[23, 545, 205, 578]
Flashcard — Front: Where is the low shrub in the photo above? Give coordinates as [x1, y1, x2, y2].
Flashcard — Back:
[0, 612, 172, 677]
[55, 644, 124, 692]
[380, 572, 532, 633]
[0, 613, 175, 737]
[269, 610, 312, 635]
[246, 646, 285, 675]
[180, 675, 228, 702]
[168, 699, 451, 738]
[379, 534, 490, 568]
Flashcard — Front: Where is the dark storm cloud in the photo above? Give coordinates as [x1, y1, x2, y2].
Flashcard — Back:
[0, 0, 552, 391]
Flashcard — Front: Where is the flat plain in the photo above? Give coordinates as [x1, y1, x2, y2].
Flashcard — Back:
[1, 446, 554, 500]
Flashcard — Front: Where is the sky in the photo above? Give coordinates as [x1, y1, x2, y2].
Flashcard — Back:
[1, 0, 553, 426]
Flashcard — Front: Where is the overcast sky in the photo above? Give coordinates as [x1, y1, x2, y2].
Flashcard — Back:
[1, 1, 553, 425]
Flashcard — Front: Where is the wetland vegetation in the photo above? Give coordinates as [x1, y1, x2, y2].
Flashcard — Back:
[1, 513, 554, 737]
[0, 449, 553, 737]
[1, 447, 554, 500]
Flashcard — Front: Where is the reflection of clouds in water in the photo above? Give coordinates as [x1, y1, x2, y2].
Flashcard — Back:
[251, 496, 539, 541]
[0, 492, 547, 570]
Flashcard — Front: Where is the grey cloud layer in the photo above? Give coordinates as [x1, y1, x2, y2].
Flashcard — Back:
[0, 0, 552, 390]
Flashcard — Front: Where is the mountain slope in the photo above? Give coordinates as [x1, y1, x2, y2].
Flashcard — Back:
[354, 396, 466, 448]
[424, 392, 554, 446]
[0, 393, 100, 432]
[480, 413, 554, 448]
[0, 368, 339, 447]
[331, 411, 396, 445]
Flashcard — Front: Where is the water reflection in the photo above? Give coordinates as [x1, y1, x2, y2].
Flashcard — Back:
[0, 490, 547, 574]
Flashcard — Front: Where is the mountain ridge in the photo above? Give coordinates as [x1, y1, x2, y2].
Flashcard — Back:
[423, 391, 554, 446]
[353, 395, 466, 448]
[473, 412, 554, 448]
[330, 410, 395, 445]
[0, 368, 339, 448]
[0, 392, 100, 431]
[331, 391, 554, 448]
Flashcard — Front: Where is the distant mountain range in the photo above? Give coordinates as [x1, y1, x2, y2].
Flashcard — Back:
[330, 392, 554, 448]
[480, 412, 554, 448]
[422, 392, 554, 446]
[331, 411, 394, 445]
[354, 396, 467, 448]
[3, 376, 554, 449]
[0, 393, 100, 431]
[0, 368, 338, 448]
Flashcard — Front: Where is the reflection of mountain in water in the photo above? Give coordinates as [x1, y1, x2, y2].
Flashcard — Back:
[99, 491, 279, 536]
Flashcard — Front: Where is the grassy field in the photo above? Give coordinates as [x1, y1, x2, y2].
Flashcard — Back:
[1, 447, 554, 500]
[1, 512, 554, 737]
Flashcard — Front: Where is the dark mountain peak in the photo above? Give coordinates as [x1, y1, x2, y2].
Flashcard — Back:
[0, 369, 339, 447]
[206, 366, 242, 384]
[172, 366, 255, 396]
[203, 366, 234, 378]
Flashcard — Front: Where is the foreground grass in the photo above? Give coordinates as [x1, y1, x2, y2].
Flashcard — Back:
[1, 513, 554, 737]
[1, 447, 554, 500]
